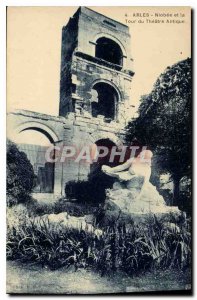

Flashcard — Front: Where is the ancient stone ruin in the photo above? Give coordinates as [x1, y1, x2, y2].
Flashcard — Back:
[7, 7, 135, 198]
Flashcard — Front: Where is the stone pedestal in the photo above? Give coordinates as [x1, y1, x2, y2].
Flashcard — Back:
[97, 180, 182, 227]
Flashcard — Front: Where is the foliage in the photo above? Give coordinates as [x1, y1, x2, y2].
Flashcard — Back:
[126, 58, 192, 205]
[6, 140, 36, 206]
[7, 215, 191, 275]
[65, 175, 115, 204]
[54, 198, 99, 216]
[24, 197, 99, 218]
[24, 198, 55, 217]
[7, 204, 30, 230]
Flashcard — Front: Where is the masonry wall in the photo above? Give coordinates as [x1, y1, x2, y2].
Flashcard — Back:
[8, 7, 134, 200]
[59, 7, 134, 120]
[59, 12, 79, 116]
[71, 54, 132, 122]
[8, 110, 125, 197]
[77, 7, 133, 71]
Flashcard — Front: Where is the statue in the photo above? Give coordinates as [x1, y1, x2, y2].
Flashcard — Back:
[102, 150, 180, 215]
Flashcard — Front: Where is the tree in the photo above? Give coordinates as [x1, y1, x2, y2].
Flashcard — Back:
[125, 58, 192, 206]
[7, 139, 36, 206]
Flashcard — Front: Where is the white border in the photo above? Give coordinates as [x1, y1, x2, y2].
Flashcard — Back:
[2, 0, 197, 6]
[0, 0, 195, 299]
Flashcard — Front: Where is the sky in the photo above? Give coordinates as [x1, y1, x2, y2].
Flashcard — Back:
[7, 6, 191, 144]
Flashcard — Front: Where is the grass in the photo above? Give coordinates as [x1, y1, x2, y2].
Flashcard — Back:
[7, 260, 191, 294]
[7, 213, 191, 276]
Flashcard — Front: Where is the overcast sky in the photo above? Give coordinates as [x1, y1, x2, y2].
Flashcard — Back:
[7, 6, 191, 118]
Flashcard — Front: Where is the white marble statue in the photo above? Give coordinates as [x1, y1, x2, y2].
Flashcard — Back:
[102, 150, 179, 215]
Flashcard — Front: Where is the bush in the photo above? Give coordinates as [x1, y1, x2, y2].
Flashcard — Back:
[24, 197, 55, 217]
[7, 204, 30, 230]
[54, 198, 100, 216]
[7, 215, 191, 275]
[65, 176, 114, 204]
[23, 197, 99, 218]
[6, 140, 36, 206]
[65, 180, 105, 203]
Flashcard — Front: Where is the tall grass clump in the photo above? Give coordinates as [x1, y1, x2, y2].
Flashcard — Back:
[7, 216, 191, 276]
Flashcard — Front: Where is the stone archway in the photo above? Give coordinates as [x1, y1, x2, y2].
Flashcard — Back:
[91, 82, 119, 120]
[89, 79, 123, 121]
[15, 121, 60, 144]
[92, 32, 127, 68]
[90, 131, 123, 148]
[90, 79, 123, 101]
[88, 138, 121, 203]
[11, 122, 60, 194]
[95, 37, 123, 66]
[7, 111, 66, 197]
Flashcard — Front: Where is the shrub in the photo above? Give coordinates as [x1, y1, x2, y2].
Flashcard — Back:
[7, 204, 30, 230]
[6, 140, 36, 206]
[65, 176, 114, 204]
[23, 197, 99, 218]
[25, 197, 55, 217]
[54, 198, 99, 216]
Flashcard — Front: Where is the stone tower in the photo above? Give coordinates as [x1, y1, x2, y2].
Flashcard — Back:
[8, 7, 135, 197]
[59, 7, 134, 122]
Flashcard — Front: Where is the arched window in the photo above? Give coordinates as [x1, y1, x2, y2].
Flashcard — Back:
[91, 82, 119, 120]
[95, 37, 123, 66]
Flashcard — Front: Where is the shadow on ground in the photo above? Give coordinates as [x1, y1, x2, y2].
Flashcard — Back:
[7, 260, 191, 294]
